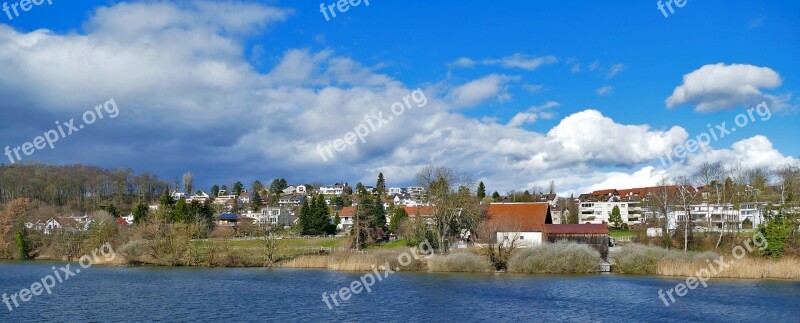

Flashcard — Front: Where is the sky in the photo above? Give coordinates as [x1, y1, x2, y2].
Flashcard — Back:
[0, 0, 798, 196]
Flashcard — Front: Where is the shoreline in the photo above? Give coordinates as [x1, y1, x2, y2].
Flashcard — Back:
[4, 255, 798, 282]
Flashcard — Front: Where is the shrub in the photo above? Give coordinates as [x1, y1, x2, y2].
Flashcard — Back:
[611, 244, 670, 274]
[611, 244, 719, 275]
[429, 252, 492, 273]
[508, 242, 601, 274]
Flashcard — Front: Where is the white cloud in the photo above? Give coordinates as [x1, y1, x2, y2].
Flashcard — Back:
[0, 1, 794, 197]
[483, 53, 558, 70]
[665, 63, 784, 112]
[449, 54, 557, 71]
[596, 85, 613, 96]
[449, 57, 477, 68]
[587, 166, 667, 193]
[523, 83, 545, 93]
[446, 74, 514, 107]
[607, 64, 626, 78]
[507, 101, 559, 127]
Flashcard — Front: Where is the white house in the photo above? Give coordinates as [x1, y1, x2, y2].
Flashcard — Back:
[259, 206, 297, 228]
[486, 203, 552, 247]
[278, 194, 305, 207]
[335, 207, 356, 231]
[171, 190, 189, 200]
[282, 185, 307, 195]
[320, 184, 344, 195]
[388, 187, 404, 195]
[122, 213, 135, 225]
[25, 217, 80, 235]
[187, 191, 210, 203]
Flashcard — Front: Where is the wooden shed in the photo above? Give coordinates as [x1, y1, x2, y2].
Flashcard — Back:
[542, 224, 610, 259]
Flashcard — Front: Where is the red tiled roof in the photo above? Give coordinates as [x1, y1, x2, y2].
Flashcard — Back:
[115, 217, 129, 227]
[486, 203, 551, 232]
[339, 207, 356, 217]
[403, 206, 434, 217]
[588, 185, 697, 200]
[543, 224, 608, 234]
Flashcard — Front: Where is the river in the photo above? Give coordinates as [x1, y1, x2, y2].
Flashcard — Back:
[1, 262, 797, 322]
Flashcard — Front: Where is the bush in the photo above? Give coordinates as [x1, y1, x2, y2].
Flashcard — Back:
[508, 242, 601, 274]
[611, 244, 719, 275]
[429, 252, 492, 273]
[611, 244, 669, 274]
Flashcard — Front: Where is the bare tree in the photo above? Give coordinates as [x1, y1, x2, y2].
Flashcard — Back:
[416, 166, 477, 254]
[477, 218, 523, 271]
[674, 176, 697, 252]
[648, 177, 674, 248]
[262, 225, 279, 266]
[182, 172, 194, 194]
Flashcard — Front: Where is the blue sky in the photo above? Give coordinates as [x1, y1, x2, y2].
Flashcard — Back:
[1, 0, 798, 195]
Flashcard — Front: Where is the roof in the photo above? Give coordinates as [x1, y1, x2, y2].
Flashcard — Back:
[217, 213, 238, 220]
[403, 206, 434, 217]
[486, 203, 552, 232]
[339, 206, 356, 217]
[543, 224, 608, 234]
[582, 185, 697, 201]
[115, 217, 129, 227]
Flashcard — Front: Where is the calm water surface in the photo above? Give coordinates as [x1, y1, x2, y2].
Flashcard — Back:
[0, 261, 797, 322]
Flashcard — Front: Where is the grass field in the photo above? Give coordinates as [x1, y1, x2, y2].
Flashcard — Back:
[610, 230, 637, 239]
[366, 239, 408, 250]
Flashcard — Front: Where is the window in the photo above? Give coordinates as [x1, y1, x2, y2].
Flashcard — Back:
[519, 236, 524, 240]
[271, 210, 280, 216]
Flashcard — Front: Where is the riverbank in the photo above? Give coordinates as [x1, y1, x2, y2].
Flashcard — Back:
[23, 242, 800, 281]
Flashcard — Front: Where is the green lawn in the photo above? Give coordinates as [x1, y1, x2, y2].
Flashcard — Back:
[366, 239, 408, 250]
[610, 230, 637, 239]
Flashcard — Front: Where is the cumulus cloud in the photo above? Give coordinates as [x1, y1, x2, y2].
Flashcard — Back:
[0, 1, 793, 197]
[665, 63, 783, 112]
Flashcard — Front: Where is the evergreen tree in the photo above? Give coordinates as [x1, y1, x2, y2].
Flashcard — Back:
[477, 181, 486, 199]
[388, 207, 408, 234]
[316, 194, 334, 235]
[15, 231, 29, 260]
[299, 197, 311, 234]
[211, 185, 220, 197]
[133, 202, 149, 224]
[333, 214, 341, 231]
[278, 178, 288, 191]
[609, 205, 623, 229]
[492, 191, 501, 201]
[159, 190, 175, 207]
[173, 199, 188, 223]
[250, 191, 263, 211]
[356, 182, 366, 195]
[376, 173, 386, 196]
[232, 181, 244, 196]
[252, 180, 265, 194]
[568, 203, 580, 224]
[269, 179, 282, 193]
[332, 195, 345, 208]
[370, 196, 386, 229]
[758, 211, 790, 258]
